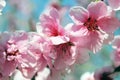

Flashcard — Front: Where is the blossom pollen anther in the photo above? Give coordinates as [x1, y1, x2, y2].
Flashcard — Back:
[84, 17, 99, 31]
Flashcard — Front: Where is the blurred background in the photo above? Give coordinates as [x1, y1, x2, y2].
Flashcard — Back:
[1, 0, 120, 80]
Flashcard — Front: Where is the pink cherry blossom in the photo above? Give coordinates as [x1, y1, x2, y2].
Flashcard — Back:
[51, 41, 76, 70]
[37, 8, 78, 70]
[0, 31, 37, 79]
[69, 1, 120, 53]
[112, 36, 120, 67]
[112, 36, 120, 49]
[108, 0, 120, 10]
[38, 8, 65, 37]
[17, 32, 52, 79]
[0, 32, 16, 78]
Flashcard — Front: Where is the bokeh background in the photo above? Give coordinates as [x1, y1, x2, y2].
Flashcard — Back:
[1, 0, 120, 80]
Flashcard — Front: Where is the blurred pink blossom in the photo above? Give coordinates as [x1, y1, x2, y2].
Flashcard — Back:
[112, 36, 120, 67]
[9, 0, 32, 16]
[108, 0, 120, 10]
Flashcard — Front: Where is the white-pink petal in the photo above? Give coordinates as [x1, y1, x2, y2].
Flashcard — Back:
[50, 36, 69, 45]
[112, 36, 120, 49]
[98, 16, 120, 33]
[108, 0, 120, 10]
[70, 6, 89, 24]
[87, 1, 107, 19]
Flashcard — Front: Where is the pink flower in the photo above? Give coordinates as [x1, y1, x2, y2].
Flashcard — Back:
[19, 32, 52, 78]
[69, 1, 120, 53]
[0, 31, 37, 78]
[112, 36, 120, 49]
[51, 41, 76, 70]
[37, 8, 65, 37]
[112, 36, 120, 67]
[37, 8, 89, 73]
[37, 8, 78, 70]
[108, 0, 120, 10]
[0, 32, 16, 78]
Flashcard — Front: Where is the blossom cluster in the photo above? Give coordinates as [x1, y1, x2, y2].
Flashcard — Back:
[0, 0, 120, 80]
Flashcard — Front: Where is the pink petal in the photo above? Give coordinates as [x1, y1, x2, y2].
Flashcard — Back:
[19, 67, 37, 79]
[77, 31, 105, 53]
[49, 8, 59, 21]
[39, 14, 64, 37]
[112, 36, 120, 49]
[53, 58, 67, 70]
[87, 1, 107, 19]
[40, 8, 59, 23]
[37, 55, 47, 71]
[108, 0, 120, 10]
[98, 16, 120, 33]
[103, 33, 114, 44]
[2, 60, 17, 77]
[75, 47, 89, 64]
[69, 6, 89, 24]
[50, 36, 69, 45]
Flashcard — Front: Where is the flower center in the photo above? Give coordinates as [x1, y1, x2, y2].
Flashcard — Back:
[84, 17, 99, 31]
[59, 42, 74, 53]
[6, 42, 19, 59]
[7, 49, 19, 56]
[51, 42, 74, 57]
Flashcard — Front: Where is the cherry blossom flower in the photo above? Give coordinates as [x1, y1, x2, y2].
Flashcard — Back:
[20, 32, 53, 78]
[108, 0, 120, 10]
[69, 1, 120, 53]
[37, 8, 77, 70]
[0, 32, 16, 78]
[112, 36, 120, 67]
[0, 31, 37, 79]
[37, 7, 66, 37]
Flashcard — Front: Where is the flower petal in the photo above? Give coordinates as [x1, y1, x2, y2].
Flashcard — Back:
[77, 31, 105, 53]
[2, 60, 17, 77]
[87, 1, 107, 19]
[69, 6, 89, 24]
[108, 0, 120, 10]
[75, 47, 89, 64]
[98, 16, 120, 33]
[112, 36, 120, 49]
[50, 36, 69, 45]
